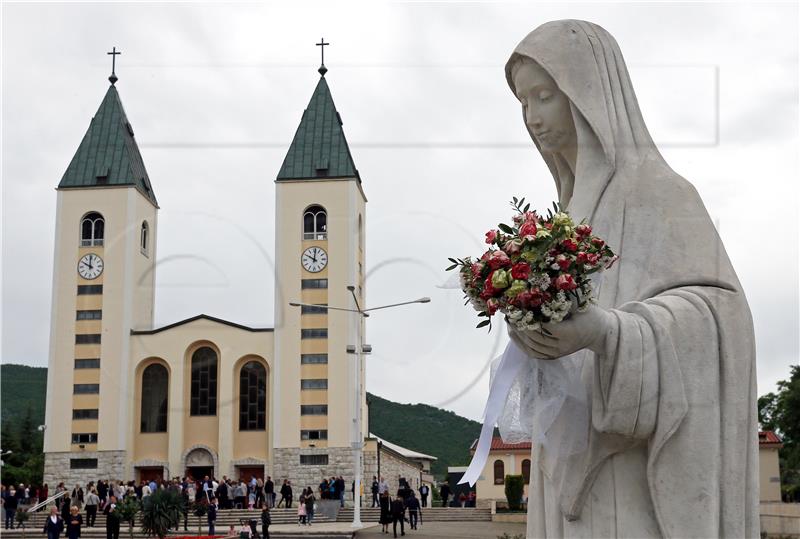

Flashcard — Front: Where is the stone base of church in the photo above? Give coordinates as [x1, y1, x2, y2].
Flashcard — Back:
[44, 450, 126, 486]
[272, 446, 361, 489]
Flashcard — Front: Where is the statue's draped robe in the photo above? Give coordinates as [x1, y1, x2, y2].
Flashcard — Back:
[503, 20, 759, 538]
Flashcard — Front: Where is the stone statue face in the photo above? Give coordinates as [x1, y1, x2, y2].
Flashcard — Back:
[512, 60, 576, 155]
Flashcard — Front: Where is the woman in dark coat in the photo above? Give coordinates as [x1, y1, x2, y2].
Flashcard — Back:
[43, 506, 64, 539]
[66, 506, 82, 539]
[260, 505, 271, 539]
[378, 491, 392, 534]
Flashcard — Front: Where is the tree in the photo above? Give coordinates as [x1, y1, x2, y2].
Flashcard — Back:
[141, 490, 183, 539]
[758, 364, 800, 502]
[116, 496, 141, 539]
[191, 500, 208, 536]
[504, 474, 525, 511]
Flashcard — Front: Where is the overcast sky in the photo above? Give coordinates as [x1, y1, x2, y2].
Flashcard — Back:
[2, 1, 798, 421]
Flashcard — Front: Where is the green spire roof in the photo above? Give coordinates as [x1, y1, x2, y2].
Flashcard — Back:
[59, 85, 157, 206]
[277, 76, 359, 181]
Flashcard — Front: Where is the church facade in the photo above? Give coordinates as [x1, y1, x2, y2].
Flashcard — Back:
[41, 63, 412, 490]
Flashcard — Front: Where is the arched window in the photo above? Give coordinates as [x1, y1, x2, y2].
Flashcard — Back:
[140, 221, 149, 255]
[80, 212, 105, 246]
[522, 459, 531, 485]
[141, 364, 168, 432]
[239, 361, 267, 431]
[303, 205, 327, 240]
[190, 347, 218, 416]
[493, 459, 505, 485]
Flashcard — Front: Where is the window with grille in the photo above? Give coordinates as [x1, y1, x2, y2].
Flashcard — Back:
[300, 454, 328, 466]
[74, 384, 99, 394]
[522, 459, 531, 485]
[76, 310, 102, 320]
[75, 334, 101, 344]
[70, 458, 98, 469]
[75, 359, 100, 369]
[80, 212, 104, 247]
[301, 379, 328, 390]
[301, 304, 328, 314]
[72, 409, 99, 420]
[190, 347, 218, 416]
[300, 405, 328, 415]
[301, 430, 328, 440]
[301, 279, 328, 289]
[140, 221, 149, 255]
[301, 328, 328, 339]
[141, 364, 168, 432]
[77, 285, 103, 295]
[300, 354, 328, 365]
[239, 361, 267, 431]
[71, 433, 98, 444]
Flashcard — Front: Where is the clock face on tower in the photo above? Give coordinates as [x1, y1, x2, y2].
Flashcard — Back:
[301, 247, 328, 273]
[77, 253, 104, 280]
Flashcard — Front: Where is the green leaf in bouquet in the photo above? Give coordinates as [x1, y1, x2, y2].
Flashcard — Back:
[498, 223, 515, 234]
[446, 264, 458, 271]
[476, 319, 491, 329]
[524, 203, 530, 212]
[448, 257, 458, 264]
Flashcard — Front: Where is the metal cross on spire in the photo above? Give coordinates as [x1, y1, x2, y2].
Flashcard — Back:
[107, 47, 121, 85]
[316, 38, 330, 76]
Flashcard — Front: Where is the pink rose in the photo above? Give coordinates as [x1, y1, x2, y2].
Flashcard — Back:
[503, 238, 523, 254]
[486, 298, 500, 315]
[576, 251, 588, 264]
[555, 274, 577, 291]
[591, 237, 605, 248]
[519, 221, 538, 241]
[487, 250, 512, 270]
[485, 230, 498, 244]
[510, 262, 531, 280]
[576, 224, 592, 237]
[556, 255, 571, 270]
[561, 238, 578, 252]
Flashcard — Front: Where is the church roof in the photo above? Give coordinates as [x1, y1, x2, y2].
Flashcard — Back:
[369, 433, 438, 461]
[130, 314, 273, 335]
[469, 436, 532, 452]
[277, 75, 359, 181]
[59, 84, 158, 206]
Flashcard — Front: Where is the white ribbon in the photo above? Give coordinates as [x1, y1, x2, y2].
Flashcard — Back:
[459, 341, 527, 486]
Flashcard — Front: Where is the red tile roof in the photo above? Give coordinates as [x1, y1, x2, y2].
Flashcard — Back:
[470, 436, 532, 452]
[759, 430, 783, 447]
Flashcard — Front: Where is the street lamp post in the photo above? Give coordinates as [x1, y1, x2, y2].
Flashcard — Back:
[289, 287, 430, 528]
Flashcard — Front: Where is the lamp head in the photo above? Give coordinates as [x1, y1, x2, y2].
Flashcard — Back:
[418, 297, 431, 303]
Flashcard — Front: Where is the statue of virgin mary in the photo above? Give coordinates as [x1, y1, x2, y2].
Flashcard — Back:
[478, 20, 758, 538]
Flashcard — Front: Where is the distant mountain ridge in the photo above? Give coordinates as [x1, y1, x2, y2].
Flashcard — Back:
[0, 364, 479, 479]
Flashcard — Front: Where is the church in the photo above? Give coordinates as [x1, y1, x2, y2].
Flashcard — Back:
[42, 49, 431, 492]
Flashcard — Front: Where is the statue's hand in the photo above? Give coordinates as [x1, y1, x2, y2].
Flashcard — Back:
[507, 304, 613, 360]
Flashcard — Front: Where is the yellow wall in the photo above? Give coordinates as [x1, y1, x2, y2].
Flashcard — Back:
[474, 450, 532, 502]
[760, 446, 782, 502]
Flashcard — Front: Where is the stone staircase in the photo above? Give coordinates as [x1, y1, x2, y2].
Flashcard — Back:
[336, 506, 492, 523]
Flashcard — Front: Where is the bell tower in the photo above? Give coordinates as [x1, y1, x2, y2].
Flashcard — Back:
[43, 56, 159, 484]
[272, 55, 367, 484]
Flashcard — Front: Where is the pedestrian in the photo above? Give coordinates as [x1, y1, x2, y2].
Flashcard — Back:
[418, 484, 429, 508]
[255, 478, 264, 509]
[40, 484, 50, 511]
[439, 482, 450, 508]
[406, 491, 420, 530]
[66, 506, 82, 539]
[378, 492, 391, 534]
[304, 487, 315, 526]
[43, 506, 65, 539]
[84, 488, 99, 527]
[260, 505, 271, 539]
[207, 498, 217, 536]
[276, 481, 287, 508]
[371, 476, 379, 507]
[217, 478, 229, 510]
[284, 481, 293, 509]
[264, 477, 274, 508]
[3, 485, 18, 529]
[391, 495, 406, 537]
[103, 496, 120, 539]
[378, 476, 389, 496]
[296, 491, 307, 526]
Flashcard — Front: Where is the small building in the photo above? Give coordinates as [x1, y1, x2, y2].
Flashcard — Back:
[370, 433, 438, 488]
[759, 430, 783, 502]
[470, 437, 531, 503]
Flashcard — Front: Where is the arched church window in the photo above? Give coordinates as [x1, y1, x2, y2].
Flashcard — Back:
[190, 347, 218, 416]
[522, 459, 531, 485]
[140, 221, 149, 255]
[80, 212, 104, 247]
[303, 205, 327, 240]
[140, 363, 168, 432]
[239, 361, 267, 431]
[493, 459, 505, 485]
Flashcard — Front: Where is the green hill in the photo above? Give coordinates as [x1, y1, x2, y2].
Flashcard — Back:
[1, 364, 47, 424]
[367, 392, 481, 479]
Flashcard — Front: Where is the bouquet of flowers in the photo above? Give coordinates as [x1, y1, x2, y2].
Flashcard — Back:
[447, 197, 618, 331]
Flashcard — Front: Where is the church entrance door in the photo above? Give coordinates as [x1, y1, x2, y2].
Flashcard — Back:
[138, 467, 164, 483]
[237, 466, 264, 481]
[186, 466, 213, 481]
